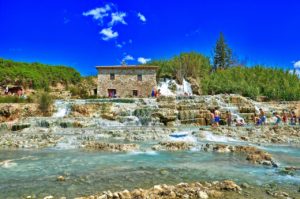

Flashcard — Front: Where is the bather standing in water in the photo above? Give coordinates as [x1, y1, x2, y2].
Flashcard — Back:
[214, 108, 220, 127]
[253, 113, 261, 126]
[259, 108, 266, 125]
[226, 111, 232, 126]
[210, 109, 215, 127]
[282, 110, 288, 125]
[290, 111, 297, 125]
[273, 112, 281, 128]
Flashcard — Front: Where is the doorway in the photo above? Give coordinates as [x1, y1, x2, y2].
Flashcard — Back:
[108, 89, 116, 98]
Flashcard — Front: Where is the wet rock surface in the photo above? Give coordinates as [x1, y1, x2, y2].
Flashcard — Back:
[202, 144, 277, 167]
[74, 180, 242, 199]
[152, 141, 195, 151]
[195, 126, 300, 144]
[0, 130, 62, 149]
[82, 141, 139, 152]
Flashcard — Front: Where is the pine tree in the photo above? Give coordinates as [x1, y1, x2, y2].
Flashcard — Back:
[213, 32, 233, 70]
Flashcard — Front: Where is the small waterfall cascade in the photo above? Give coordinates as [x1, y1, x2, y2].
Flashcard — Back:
[157, 79, 176, 96]
[176, 79, 193, 96]
[52, 100, 71, 118]
[157, 78, 193, 96]
[204, 95, 245, 123]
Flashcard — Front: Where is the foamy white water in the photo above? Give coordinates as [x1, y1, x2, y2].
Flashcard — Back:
[200, 131, 237, 142]
[52, 100, 71, 117]
[157, 78, 193, 96]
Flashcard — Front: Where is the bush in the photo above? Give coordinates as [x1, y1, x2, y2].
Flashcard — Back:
[133, 108, 153, 126]
[70, 86, 88, 98]
[0, 96, 28, 103]
[204, 66, 300, 100]
[38, 92, 53, 115]
[150, 52, 300, 101]
[0, 58, 81, 89]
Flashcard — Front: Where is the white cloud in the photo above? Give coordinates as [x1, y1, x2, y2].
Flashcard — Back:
[82, 4, 112, 24]
[123, 55, 134, 61]
[100, 27, 118, 41]
[138, 57, 151, 64]
[116, 43, 122, 48]
[294, 60, 300, 68]
[109, 12, 127, 26]
[289, 60, 300, 77]
[137, 12, 146, 22]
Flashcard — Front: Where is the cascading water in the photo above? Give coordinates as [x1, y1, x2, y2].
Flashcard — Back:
[157, 78, 193, 96]
[204, 95, 245, 123]
[157, 79, 176, 96]
[52, 100, 71, 117]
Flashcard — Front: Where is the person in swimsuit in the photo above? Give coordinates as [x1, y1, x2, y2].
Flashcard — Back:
[226, 111, 232, 126]
[259, 108, 266, 125]
[214, 108, 220, 127]
[253, 113, 261, 126]
[210, 109, 215, 127]
[282, 110, 288, 125]
[291, 111, 297, 125]
[273, 112, 281, 127]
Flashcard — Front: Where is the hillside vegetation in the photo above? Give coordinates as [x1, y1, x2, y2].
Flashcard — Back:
[148, 33, 300, 101]
[0, 58, 81, 89]
[148, 52, 300, 101]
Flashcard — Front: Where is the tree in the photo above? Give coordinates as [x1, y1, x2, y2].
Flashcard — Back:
[213, 32, 233, 70]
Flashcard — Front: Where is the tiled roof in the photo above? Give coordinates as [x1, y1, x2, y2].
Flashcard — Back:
[96, 65, 159, 70]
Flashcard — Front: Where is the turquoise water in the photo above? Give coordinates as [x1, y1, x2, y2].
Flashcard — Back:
[0, 143, 299, 198]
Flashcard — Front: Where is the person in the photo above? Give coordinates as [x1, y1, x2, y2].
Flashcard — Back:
[214, 108, 220, 127]
[156, 89, 161, 97]
[259, 108, 266, 125]
[236, 119, 245, 127]
[273, 112, 281, 127]
[151, 87, 156, 97]
[253, 113, 261, 126]
[282, 110, 288, 125]
[226, 111, 232, 126]
[291, 111, 297, 125]
[210, 109, 215, 127]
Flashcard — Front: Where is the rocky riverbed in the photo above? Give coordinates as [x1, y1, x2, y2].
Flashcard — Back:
[0, 95, 299, 198]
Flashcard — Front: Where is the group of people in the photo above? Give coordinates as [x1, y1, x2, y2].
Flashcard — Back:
[271, 110, 299, 127]
[151, 88, 161, 98]
[253, 108, 300, 127]
[209, 107, 300, 127]
[209, 108, 246, 127]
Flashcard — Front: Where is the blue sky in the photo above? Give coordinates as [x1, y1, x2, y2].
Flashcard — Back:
[0, 0, 299, 75]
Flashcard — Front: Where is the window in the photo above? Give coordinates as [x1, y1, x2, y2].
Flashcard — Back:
[137, 74, 142, 81]
[110, 73, 115, 80]
[133, 90, 138, 97]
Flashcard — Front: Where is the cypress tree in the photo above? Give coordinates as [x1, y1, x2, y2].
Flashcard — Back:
[213, 32, 233, 70]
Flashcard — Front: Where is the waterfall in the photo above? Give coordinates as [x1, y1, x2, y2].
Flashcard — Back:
[52, 100, 71, 118]
[183, 79, 193, 96]
[157, 79, 176, 96]
[204, 95, 245, 123]
[157, 78, 193, 96]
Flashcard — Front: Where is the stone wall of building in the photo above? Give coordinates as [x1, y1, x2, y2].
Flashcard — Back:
[97, 67, 157, 98]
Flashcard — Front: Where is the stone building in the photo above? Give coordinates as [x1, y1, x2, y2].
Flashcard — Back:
[96, 65, 158, 98]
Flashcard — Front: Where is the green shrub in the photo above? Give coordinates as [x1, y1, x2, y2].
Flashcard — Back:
[149, 52, 300, 101]
[0, 58, 81, 89]
[0, 96, 32, 103]
[38, 92, 53, 115]
[133, 108, 153, 125]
